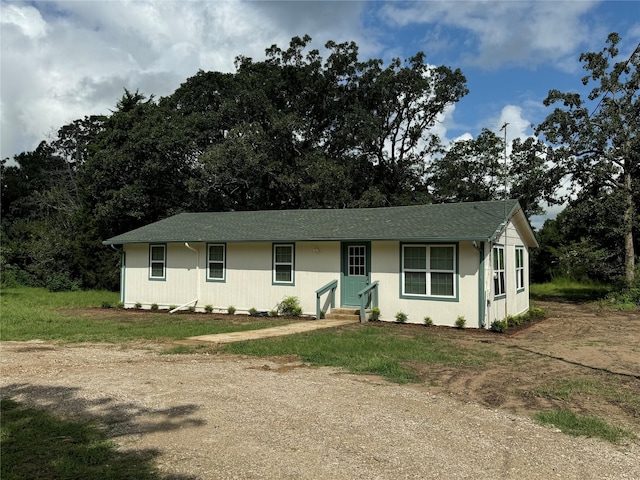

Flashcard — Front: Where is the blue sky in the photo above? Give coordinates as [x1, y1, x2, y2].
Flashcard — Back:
[1, 0, 639, 223]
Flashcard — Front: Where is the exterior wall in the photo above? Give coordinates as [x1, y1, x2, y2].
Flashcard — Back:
[123, 241, 341, 315]
[121, 221, 532, 328]
[484, 221, 531, 328]
[372, 241, 482, 328]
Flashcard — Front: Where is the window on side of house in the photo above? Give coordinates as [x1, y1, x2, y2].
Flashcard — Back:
[149, 244, 166, 280]
[273, 244, 294, 284]
[493, 245, 505, 297]
[207, 244, 226, 281]
[515, 246, 525, 291]
[402, 244, 456, 298]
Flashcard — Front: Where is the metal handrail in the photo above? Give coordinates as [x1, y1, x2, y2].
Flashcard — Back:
[357, 281, 379, 323]
[315, 279, 338, 319]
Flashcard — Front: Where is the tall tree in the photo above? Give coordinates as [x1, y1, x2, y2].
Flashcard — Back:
[536, 33, 639, 284]
[428, 129, 505, 204]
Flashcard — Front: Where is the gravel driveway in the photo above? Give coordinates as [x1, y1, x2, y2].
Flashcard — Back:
[1, 341, 638, 479]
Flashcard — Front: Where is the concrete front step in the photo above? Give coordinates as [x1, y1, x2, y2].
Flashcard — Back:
[324, 308, 360, 321]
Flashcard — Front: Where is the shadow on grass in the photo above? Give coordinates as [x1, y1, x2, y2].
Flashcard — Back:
[1, 384, 204, 480]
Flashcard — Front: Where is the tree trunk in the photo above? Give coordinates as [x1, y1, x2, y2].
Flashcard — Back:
[623, 169, 635, 285]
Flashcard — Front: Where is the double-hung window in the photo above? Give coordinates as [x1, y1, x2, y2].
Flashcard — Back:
[207, 244, 226, 281]
[273, 244, 294, 284]
[149, 244, 166, 280]
[402, 244, 456, 298]
[515, 246, 525, 291]
[493, 245, 505, 297]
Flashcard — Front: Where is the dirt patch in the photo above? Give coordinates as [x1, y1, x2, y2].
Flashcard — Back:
[2, 301, 640, 479]
[405, 301, 640, 434]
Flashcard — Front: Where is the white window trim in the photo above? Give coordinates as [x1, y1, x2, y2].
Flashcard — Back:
[149, 244, 166, 280]
[401, 244, 456, 299]
[493, 245, 506, 297]
[207, 243, 226, 282]
[515, 246, 525, 291]
[273, 243, 295, 285]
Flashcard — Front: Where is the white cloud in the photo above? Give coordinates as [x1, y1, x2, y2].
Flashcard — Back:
[381, 0, 601, 71]
[0, 0, 372, 160]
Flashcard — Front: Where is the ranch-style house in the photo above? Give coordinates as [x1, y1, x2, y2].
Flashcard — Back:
[103, 199, 538, 328]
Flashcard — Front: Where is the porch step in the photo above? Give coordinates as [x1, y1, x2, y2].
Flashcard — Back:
[324, 308, 360, 321]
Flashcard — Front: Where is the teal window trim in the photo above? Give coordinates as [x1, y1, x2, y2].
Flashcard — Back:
[272, 243, 295, 285]
[492, 244, 506, 299]
[121, 250, 126, 303]
[149, 244, 167, 281]
[515, 245, 525, 293]
[399, 242, 459, 302]
[206, 243, 226, 282]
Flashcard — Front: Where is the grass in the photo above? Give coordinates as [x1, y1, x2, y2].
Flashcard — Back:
[533, 409, 634, 444]
[223, 324, 500, 383]
[530, 278, 613, 302]
[0, 398, 162, 480]
[0, 287, 294, 342]
[533, 378, 640, 419]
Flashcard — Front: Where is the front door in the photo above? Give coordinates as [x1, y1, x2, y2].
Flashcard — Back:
[341, 242, 371, 306]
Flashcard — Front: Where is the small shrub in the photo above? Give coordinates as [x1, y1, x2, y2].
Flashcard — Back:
[150, 303, 159, 311]
[278, 296, 302, 316]
[169, 304, 177, 311]
[248, 307, 258, 316]
[528, 307, 545, 320]
[269, 309, 278, 317]
[227, 305, 236, 315]
[46, 273, 80, 292]
[134, 302, 142, 310]
[455, 316, 466, 329]
[204, 304, 213, 313]
[423, 316, 433, 327]
[395, 311, 407, 323]
[369, 307, 381, 321]
[320, 309, 326, 319]
[490, 319, 507, 333]
[115, 301, 124, 309]
[188, 305, 196, 313]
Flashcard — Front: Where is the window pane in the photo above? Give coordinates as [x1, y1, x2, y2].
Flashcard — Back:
[431, 247, 453, 270]
[404, 246, 426, 270]
[151, 246, 164, 261]
[275, 265, 292, 282]
[431, 272, 453, 296]
[209, 245, 224, 262]
[151, 262, 164, 278]
[209, 263, 223, 279]
[405, 272, 426, 295]
[275, 246, 292, 263]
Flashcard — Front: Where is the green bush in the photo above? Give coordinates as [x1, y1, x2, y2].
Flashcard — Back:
[369, 307, 381, 321]
[150, 303, 159, 311]
[490, 319, 507, 333]
[115, 301, 124, 309]
[101, 301, 112, 309]
[204, 304, 213, 313]
[269, 309, 278, 317]
[278, 296, 302, 316]
[423, 316, 433, 327]
[169, 304, 177, 311]
[455, 316, 466, 329]
[395, 311, 407, 323]
[46, 273, 80, 292]
[248, 307, 258, 316]
[134, 302, 142, 310]
[227, 305, 236, 315]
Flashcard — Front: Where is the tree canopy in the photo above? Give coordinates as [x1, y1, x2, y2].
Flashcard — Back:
[1, 34, 637, 291]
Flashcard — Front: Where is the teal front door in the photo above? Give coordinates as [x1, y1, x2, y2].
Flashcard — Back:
[341, 242, 371, 306]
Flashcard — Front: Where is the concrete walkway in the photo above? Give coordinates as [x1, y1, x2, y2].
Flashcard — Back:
[184, 318, 357, 344]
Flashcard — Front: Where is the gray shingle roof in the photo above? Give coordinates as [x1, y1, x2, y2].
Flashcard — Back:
[103, 200, 537, 246]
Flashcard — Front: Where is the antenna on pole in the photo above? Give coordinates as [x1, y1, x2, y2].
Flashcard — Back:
[500, 122, 509, 201]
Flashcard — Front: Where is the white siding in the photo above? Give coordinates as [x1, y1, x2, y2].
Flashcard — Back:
[121, 220, 532, 327]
